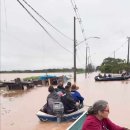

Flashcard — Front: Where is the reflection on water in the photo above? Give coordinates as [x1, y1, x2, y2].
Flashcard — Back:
[1, 90, 30, 98]
[0, 72, 130, 130]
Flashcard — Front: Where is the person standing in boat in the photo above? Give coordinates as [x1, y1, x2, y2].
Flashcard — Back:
[45, 86, 61, 115]
[67, 81, 72, 87]
[82, 100, 130, 130]
[71, 84, 84, 108]
[55, 81, 65, 96]
[61, 85, 78, 114]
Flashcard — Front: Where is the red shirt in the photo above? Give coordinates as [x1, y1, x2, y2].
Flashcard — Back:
[82, 115, 125, 130]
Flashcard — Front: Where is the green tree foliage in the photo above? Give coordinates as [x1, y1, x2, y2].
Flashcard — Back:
[99, 57, 130, 73]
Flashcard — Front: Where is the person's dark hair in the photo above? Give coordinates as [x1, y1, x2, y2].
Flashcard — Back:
[67, 82, 71, 87]
[48, 86, 55, 93]
[65, 85, 71, 92]
[87, 100, 108, 115]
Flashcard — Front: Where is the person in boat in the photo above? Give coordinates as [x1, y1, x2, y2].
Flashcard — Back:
[103, 73, 107, 78]
[121, 71, 127, 77]
[67, 81, 72, 87]
[71, 84, 84, 108]
[55, 81, 65, 96]
[44, 86, 61, 115]
[82, 100, 130, 130]
[108, 74, 112, 77]
[98, 73, 103, 78]
[61, 85, 78, 114]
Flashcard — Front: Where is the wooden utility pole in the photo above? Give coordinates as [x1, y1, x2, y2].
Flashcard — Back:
[127, 37, 130, 64]
[114, 51, 115, 59]
[74, 17, 76, 83]
[85, 46, 87, 78]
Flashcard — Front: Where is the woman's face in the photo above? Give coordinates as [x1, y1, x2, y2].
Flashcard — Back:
[99, 105, 110, 119]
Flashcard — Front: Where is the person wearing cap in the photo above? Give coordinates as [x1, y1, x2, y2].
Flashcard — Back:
[61, 85, 78, 114]
[71, 84, 84, 108]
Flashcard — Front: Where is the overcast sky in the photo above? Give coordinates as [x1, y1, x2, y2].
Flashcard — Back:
[1, 0, 130, 70]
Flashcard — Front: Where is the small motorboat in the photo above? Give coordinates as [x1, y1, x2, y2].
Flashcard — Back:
[95, 75, 130, 81]
[36, 102, 84, 122]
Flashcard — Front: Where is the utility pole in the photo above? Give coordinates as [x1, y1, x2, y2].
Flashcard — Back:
[114, 51, 115, 59]
[85, 46, 88, 78]
[127, 37, 130, 64]
[74, 17, 76, 83]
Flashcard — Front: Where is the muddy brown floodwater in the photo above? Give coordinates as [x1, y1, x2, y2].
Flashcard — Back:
[0, 73, 130, 130]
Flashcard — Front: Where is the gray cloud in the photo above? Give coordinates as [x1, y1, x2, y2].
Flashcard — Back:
[1, 0, 130, 70]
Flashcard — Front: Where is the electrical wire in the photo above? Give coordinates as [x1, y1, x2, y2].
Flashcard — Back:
[17, 0, 73, 54]
[22, 0, 73, 41]
[71, 0, 88, 46]
[109, 41, 127, 57]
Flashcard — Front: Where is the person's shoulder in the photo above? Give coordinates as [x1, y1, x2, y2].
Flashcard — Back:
[47, 93, 51, 98]
[76, 90, 81, 94]
[83, 115, 101, 129]
[74, 90, 81, 95]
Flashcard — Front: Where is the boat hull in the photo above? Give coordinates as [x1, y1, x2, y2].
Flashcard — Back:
[66, 111, 87, 130]
[36, 108, 84, 122]
[95, 75, 130, 81]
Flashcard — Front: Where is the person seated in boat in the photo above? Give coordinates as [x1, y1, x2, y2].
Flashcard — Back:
[108, 74, 112, 77]
[55, 81, 65, 96]
[61, 85, 78, 114]
[67, 81, 72, 87]
[98, 73, 102, 78]
[121, 71, 127, 77]
[103, 73, 107, 78]
[44, 86, 61, 115]
[82, 100, 130, 130]
[71, 84, 84, 108]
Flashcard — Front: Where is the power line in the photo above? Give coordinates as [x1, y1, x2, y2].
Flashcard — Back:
[17, 0, 73, 54]
[70, 0, 88, 46]
[21, 0, 73, 41]
[109, 40, 127, 57]
[115, 41, 127, 53]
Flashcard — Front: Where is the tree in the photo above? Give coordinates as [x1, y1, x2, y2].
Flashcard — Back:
[99, 57, 130, 73]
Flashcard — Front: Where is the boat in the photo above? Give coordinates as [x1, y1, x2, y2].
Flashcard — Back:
[95, 75, 130, 81]
[36, 102, 84, 122]
[66, 111, 87, 130]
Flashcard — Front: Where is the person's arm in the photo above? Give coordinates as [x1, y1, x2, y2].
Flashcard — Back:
[75, 91, 84, 102]
[105, 118, 128, 130]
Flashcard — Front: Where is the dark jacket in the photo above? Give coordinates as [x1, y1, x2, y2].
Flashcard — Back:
[82, 115, 126, 130]
[61, 92, 77, 114]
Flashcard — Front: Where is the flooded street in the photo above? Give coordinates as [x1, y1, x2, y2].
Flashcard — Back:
[0, 72, 130, 130]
